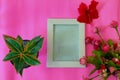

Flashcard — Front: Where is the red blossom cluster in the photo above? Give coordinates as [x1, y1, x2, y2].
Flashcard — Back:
[80, 20, 119, 80]
[77, 0, 99, 24]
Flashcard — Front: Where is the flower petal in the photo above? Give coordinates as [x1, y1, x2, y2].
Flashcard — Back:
[78, 3, 88, 14]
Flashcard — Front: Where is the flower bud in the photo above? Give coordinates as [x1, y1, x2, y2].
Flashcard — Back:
[93, 40, 101, 46]
[94, 45, 99, 50]
[79, 56, 87, 65]
[100, 65, 106, 69]
[113, 43, 118, 50]
[93, 27, 100, 33]
[110, 21, 118, 28]
[85, 37, 93, 44]
[109, 67, 115, 73]
[112, 58, 119, 63]
[102, 44, 110, 53]
[117, 60, 120, 65]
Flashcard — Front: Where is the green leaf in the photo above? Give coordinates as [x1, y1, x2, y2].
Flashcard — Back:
[3, 35, 23, 52]
[3, 52, 19, 61]
[12, 58, 24, 73]
[19, 68, 23, 76]
[88, 56, 103, 69]
[24, 36, 41, 52]
[23, 54, 40, 65]
[16, 35, 24, 48]
[107, 60, 116, 67]
[107, 39, 114, 46]
[88, 56, 94, 63]
[92, 50, 103, 65]
[92, 50, 104, 57]
[29, 37, 44, 54]
[24, 36, 44, 55]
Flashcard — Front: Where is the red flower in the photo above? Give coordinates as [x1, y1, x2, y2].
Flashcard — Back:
[113, 43, 118, 50]
[93, 39, 101, 46]
[109, 67, 115, 73]
[98, 69, 102, 73]
[117, 60, 120, 65]
[94, 45, 99, 50]
[77, 0, 99, 24]
[98, 65, 106, 73]
[100, 65, 106, 69]
[112, 58, 119, 63]
[85, 37, 93, 44]
[110, 21, 118, 28]
[102, 44, 110, 53]
[79, 56, 88, 65]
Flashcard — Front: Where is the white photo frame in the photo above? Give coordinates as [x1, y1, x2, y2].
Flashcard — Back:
[47, 19, 85, 68]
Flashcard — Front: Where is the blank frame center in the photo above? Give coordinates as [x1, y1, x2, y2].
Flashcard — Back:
[53, 24, 80, 61]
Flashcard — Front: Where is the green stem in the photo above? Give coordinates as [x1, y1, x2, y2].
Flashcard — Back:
[89, 75, 100, 80]
[97, 32, 105, 44]
[115, 28, 120, 39]
[104, 77, 107, 80]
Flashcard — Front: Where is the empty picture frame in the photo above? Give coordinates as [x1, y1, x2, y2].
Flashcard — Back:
[47, 19, 85, 68]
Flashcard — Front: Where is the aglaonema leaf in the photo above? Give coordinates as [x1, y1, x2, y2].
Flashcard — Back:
[3, 35, 23, 52]
[16, 35, 24, 48]
[29, 38, 44, 54]
[19, 68, 23, 76]
[23, 54, 40, 65]
[3, 52, 19, 61]
[24, 36, 41, 51]
[12, 58, 24, 74]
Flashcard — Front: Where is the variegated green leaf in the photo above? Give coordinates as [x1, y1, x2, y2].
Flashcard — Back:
[16, 35, 24, 48]
[24, 36, 41, 52]
[3, 35, 23, 52]
[12, 58, 24, 73]
[19, 68, 23, 76]
[29, 38, 44, 54]
[23, 54, 40, 65]
[3, 52, 19, 61]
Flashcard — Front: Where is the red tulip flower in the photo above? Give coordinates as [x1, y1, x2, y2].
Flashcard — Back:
[77, 0, 99, 24]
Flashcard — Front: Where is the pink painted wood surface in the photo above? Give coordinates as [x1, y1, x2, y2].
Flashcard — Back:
[0, 0, 119, 80]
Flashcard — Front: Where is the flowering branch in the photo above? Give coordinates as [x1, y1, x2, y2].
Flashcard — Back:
[111, 21, 120, 39]
[94, 27, 105, 44]
[115, 28, 120, 39]
[80, 20, 120, 80]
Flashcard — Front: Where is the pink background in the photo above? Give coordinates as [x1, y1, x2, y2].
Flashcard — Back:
[0, 0, 120, 80]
